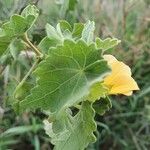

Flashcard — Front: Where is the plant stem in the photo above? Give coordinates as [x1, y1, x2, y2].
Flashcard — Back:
[13, 58, 39, 99]
[23, 33, 43, 58]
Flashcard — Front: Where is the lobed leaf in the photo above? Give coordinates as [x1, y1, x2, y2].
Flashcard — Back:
[59, 20, 72, 32]
[96, 37, 121, 51]
[19, 39, 110, 113]
[0, 5, 39, 56]
[38, 37, 58, 54]
[93, 96, 112, 115]
[82, 21, 95, 44]
[72, 23, 84, 39]
[39, 21, 84, 54]
[44, 101, 96, 150]
[21, 4, 39, 27]
[87, 82, 109, 102]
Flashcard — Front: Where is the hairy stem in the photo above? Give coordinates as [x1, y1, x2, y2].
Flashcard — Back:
[23, 33, 43, 57]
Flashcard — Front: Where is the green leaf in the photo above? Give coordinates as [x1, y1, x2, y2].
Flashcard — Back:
[46, 23, 63, 43]
[68, 0, 78, 11]
[82, 21, 95, 44]
[59, 21, 72, 39]
[59, 20, 72, 32]
[1, 5, 39, 37]
[72, 23, 84, 39]
[93, 96, 112, 115]
[96, 37, 121, 51]
[87, 82, 108, 102]
[1, 15, 28, 37]
[14, 82, 34, 100]
[38, 37, 58, 54]
[44, 101, 96, 150]
[11, 15, 29, 35]
[39, 22, 84, 54]
[46, 22, 72, 42]
[21, 4, 39, 28]
[9, 39, 25, 60]
[0, 5, 39, 56]
[19, 39, 110, 113]
[0, 36, 10, 56]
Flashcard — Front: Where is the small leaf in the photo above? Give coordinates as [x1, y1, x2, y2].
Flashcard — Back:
[21, 4, 39, 27]
[58, 21, 72, 39]
[19, 40, 109, 113]
[93, 96, 112, 115]
[87, 82, 108, 102]
[96, 37, 121, 51]
[38, 37, 58, 54]
[72, 23, 84, 39]
[82, 21, 95, 44]
[0, 5, 39, 56]
[46, 23, 63, 43]
[0, 37, 10, 56]
[11, 15, 28, 35]
[59, 20, 72, 32]
[44, 101, 96, 150]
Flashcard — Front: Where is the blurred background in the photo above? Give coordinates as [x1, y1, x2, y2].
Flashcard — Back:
[0, 0, 150, 149]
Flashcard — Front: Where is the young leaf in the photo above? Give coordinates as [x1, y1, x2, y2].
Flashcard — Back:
[9, 39, 25, 60]
[44, 101, 96, 150]
[0, 36, 10, 56]
[72, 23, 84, 39]
[82, 21, 95, 44]
[11, 15, 29, 35]
[46, 23, 63, 43]
[59, 20, 72, 32]
[19, 40, 110, 113]
[39, 22, 83, 54]
[38, 37, 58, 54]
[96, 37, 121, 51]
[93, 97, 112, 115]
[87, 82, 108, 102]
[0, 5, 39, 56]
[21, 4, 39, 27]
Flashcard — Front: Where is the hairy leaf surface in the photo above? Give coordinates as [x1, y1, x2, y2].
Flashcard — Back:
[87, 82, 108, 102]
[96, 37, 121, 51]
[19, 39, 110, 113]
[44, 101, 96, 150]
[82, 21, 95, 44]
[93, 97, 112, 115]
[0, 5, 39, 56]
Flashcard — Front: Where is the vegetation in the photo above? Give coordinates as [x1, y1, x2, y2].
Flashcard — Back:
[0, 0, 150, 150]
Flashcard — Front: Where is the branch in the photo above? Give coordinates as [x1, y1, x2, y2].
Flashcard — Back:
[23, 33, 43, 58]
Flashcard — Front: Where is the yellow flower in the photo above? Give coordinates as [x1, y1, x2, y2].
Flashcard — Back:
[103, 55, 139, 96]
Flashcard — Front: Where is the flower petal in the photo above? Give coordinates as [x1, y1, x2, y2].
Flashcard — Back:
[103, 55, 117, 65]
[103, 54, 139, 96]
[109, 75, 139, 95]
[122, 91, 133, 96]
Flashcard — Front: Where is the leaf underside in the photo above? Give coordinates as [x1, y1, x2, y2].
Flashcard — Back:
[44, 101, 96, 150]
